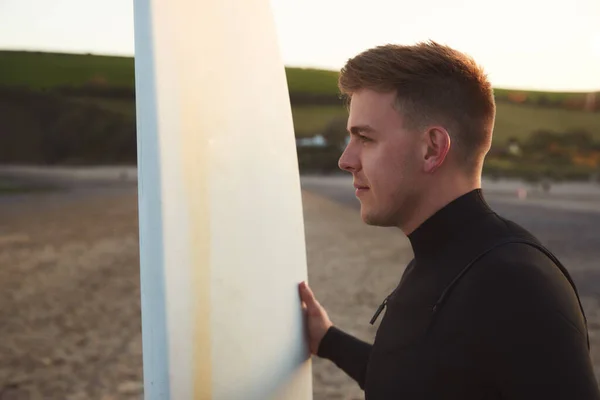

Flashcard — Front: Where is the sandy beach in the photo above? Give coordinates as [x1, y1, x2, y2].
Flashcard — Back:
[1, 182, 599, 399]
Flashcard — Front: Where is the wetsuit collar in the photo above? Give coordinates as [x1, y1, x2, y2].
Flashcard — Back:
[407, 188, 494, 260]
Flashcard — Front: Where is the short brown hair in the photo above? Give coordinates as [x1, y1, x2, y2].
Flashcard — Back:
[338, 40, 496, 169]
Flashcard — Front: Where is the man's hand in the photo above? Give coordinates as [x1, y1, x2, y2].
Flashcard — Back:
[299, 281, 333, 355]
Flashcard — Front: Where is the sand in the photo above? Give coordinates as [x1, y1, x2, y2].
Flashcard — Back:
[1, 187, 599, 399]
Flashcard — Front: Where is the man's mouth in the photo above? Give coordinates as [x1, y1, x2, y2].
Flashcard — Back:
[354, 184, 370, 196]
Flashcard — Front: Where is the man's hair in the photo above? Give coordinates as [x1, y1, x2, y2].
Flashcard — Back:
[338, 40, 496, 170]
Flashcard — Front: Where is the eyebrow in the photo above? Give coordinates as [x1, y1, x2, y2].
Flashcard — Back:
[348, 125, 376, 135]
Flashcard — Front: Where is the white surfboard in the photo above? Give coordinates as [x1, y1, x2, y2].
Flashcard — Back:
[132, 0, 313, 399]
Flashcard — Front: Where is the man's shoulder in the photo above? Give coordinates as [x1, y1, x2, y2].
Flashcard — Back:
[484, 211, 538, 240]
[467, 240, 564, 293]
[463, 240, 583, 324]
[478, 240, 560, 280]
[470, 212, 555, 284]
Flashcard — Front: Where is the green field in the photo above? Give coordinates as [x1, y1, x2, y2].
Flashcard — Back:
[294, 102, 600, 143]
[492, 102, 600, 144]
[0, 50, 339, 94]
[2, 50, 599, 143]
[73, 94, 600, 142]
[68, 97, 348, 137]
[292, 102, 600, 143]
[493, 88, 588, 104]
[285, 67, 340, 95]
[0, 51, 135, 89]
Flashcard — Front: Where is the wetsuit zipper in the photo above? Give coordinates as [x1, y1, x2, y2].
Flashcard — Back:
[370, 260, 416, 325]
[370, 295, 390, 325]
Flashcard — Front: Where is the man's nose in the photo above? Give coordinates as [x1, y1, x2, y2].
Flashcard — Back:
[338, 143, 360, 172]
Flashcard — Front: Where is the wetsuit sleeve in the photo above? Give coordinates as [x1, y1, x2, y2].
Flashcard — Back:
[316, 326, 372, 390]
[475, 246, 600, 399]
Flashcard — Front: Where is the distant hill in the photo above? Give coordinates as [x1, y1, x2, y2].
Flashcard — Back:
[0, 51, 135, 89]
[1, 49, 599, 152]
[0, 50, 340, 95]
[2, 49, 596, 102]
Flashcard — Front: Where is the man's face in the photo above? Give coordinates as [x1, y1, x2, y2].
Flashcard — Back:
[338, 89, 424, 228]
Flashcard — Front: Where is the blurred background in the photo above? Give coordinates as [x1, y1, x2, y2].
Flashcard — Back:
[0, 0, 599, 399]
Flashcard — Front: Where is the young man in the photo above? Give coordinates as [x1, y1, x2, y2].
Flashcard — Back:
[298, 41, 600, 399]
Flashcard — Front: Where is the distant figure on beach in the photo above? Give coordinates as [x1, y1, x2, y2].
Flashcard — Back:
[299, 41, 600, 399]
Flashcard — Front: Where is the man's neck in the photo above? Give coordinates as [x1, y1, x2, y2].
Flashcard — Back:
[399, 172, 482, 236]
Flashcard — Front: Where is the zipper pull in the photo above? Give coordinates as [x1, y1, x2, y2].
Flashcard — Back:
[370, 296, 389, 325]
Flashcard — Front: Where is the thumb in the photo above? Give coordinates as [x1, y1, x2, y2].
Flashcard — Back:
[299, 281, 320, 311]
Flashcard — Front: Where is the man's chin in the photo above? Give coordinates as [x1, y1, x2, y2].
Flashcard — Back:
[361, 209, 396, 228]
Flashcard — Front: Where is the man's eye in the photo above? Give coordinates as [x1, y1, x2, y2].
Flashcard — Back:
[359, 135, 372, 142]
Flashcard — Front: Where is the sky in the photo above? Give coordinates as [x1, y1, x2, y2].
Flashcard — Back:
[1, 0, 599, 92]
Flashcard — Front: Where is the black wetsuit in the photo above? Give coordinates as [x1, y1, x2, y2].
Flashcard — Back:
[317, 189, 600, 399]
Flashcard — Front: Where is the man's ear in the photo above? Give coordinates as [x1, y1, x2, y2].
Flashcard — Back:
[422, 126, 451, 173]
